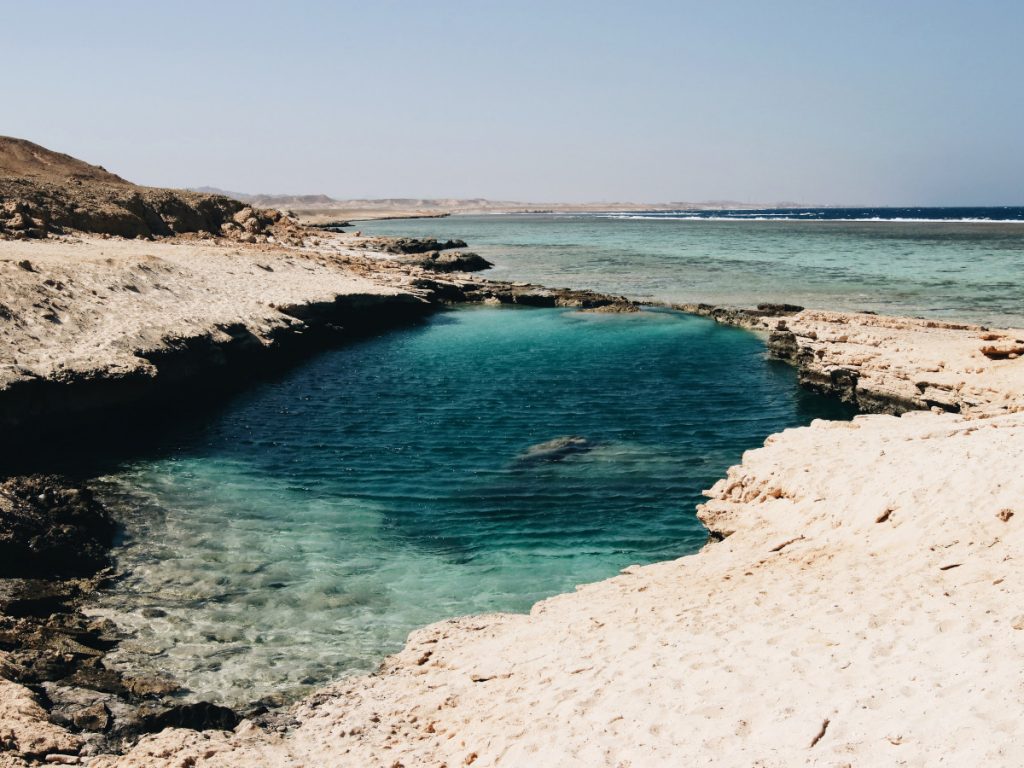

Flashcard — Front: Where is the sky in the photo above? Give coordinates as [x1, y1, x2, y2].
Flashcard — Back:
[3, 0, 1022, 205]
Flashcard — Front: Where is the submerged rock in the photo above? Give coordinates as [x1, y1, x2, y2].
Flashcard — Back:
[516, 436, 594, 464]
[578, 301, 640, 313]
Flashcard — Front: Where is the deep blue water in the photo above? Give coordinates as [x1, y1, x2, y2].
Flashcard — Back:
[92, 307, 851, 703]
[598, 206, 1024, 222]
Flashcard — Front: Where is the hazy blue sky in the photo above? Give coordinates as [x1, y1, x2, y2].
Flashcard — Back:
[4, 1, 1022, 204]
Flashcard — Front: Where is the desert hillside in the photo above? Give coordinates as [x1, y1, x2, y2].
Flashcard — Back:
[0, 138, 297, 241]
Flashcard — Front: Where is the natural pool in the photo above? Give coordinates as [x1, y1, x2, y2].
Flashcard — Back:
[88, 306, 851, 704]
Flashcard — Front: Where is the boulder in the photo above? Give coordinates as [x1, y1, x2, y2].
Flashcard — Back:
[413, 251, 493, 273]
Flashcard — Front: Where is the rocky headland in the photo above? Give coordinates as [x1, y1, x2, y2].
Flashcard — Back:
[0, 138, 307, 245]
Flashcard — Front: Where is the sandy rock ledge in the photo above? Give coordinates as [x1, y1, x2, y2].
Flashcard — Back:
[682, 303, 1024, 415]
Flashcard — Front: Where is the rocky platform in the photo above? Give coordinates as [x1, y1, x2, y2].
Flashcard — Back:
[680, 302, 1024, 416]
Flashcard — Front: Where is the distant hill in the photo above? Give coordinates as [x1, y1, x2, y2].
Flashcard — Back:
[191, 187, 806, 220]
[192, 187, 338, 207]
[0, 138, 292, 240]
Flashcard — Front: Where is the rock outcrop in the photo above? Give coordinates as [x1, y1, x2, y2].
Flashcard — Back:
[0, 137, 304, 243]
[356, 237, 468, 255]
[0, 476, 114, 578]
[410, 250, 493, 273]
[0, 237, 437, 455]
[682, 303, 1024, 416]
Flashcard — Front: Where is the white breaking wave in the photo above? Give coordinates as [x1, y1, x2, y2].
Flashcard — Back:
[593, 214, 1024, 224]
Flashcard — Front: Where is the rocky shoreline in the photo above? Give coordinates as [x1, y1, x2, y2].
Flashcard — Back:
[680, 301, 1024, 416]
[81, 406, 1024, 767]
[0, 228, 642, 765]
[5, 219, 1024, 763]
[0, 233, 636, 462]
[0, 476, 245, 762]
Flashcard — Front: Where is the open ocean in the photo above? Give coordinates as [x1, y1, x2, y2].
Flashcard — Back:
[87, 209, 1022, 703]
[357, 208, 1024, 325]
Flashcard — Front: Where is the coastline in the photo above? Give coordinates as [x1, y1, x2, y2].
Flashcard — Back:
[3, 230, 1024, 765]
[0, 233, 636, 459]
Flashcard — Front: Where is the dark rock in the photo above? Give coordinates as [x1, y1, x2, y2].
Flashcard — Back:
[767, 327, 800, 362]
[122, 675, 181, 698]
[409, 278, 469, 303]
[138, 701, 241, 733]
[72, 702, 112, 732]
[676, 301, 803, 330]
[413, 251, 493, 273]
[756, 303, 804, 314]
[0, 475, 116, 578]
[358, 237, 468, 255]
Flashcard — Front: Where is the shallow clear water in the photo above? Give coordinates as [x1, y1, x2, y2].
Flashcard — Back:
[355, 213, 1024, 325]
[92, 307, 850, 704]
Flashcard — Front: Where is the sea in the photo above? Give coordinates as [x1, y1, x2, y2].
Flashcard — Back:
[87, 209, 1023, 704]
[355, 207, 1024, 326]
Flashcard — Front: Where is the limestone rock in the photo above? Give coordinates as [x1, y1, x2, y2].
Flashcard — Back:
[0, 678, 81, 759]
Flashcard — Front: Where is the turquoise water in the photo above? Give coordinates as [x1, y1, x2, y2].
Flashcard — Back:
[355, 214, 1024, 325]
[92, 307, 850, 704]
